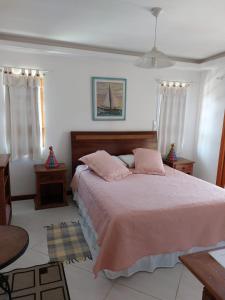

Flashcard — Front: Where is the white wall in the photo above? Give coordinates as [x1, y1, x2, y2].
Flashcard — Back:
[0, 49, 201, 195]
[195, 67, 225, 183]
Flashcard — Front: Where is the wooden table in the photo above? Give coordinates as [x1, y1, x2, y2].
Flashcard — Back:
[180, 248, 225, 300]
[0, 225, 29, 299]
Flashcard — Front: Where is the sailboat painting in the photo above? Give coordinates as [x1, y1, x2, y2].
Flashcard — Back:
[92, 77, 127, 120]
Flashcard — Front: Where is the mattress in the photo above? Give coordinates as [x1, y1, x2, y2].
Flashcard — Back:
[72, 165, 225, 276]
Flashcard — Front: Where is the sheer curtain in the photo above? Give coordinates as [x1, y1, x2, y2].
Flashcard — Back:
[158, 84, 187, 156]
[3, 69, 42, 160]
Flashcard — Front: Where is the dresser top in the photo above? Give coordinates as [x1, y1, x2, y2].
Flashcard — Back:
[0, 154, 10, 168]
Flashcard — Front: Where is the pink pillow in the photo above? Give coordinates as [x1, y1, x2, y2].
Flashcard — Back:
[133, 148, 165, 175]
[79, 150, 131, 181]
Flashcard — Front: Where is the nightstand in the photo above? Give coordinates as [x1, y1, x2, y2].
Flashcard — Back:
[164, 157, 195, 175]
[34, 163, 68, 210]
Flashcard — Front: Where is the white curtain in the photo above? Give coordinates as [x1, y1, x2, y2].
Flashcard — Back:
[158, 85, 187, 156]
[3, 71, 42, 160]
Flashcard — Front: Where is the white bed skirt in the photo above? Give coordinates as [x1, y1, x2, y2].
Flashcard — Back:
[74, 192, 225, 279]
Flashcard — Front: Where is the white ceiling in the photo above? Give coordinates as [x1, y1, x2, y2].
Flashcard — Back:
[1, 0, 225, 60]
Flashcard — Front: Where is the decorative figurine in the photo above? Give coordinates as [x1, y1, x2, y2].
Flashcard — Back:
[166, 143, 178, 163]
[45, 146, 59, 168]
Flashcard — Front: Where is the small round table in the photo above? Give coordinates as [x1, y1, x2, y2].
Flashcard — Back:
[0, 225, 29, 299]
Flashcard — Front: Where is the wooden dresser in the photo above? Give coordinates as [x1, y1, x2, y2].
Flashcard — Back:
[0, 154, 12, 225]
[164, 157, 195, 175]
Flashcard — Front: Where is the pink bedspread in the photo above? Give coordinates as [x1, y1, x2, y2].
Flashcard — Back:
[73, 165, 225, 275]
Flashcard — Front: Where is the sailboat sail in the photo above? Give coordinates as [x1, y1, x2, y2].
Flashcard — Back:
[103, 84, 110, 108]
[98, 83, 110, 108]
[111, 83, 123, 109]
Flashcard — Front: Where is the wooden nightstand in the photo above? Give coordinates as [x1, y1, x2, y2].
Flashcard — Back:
[164, 157, 195, 175]
[34, 163, 68, 210]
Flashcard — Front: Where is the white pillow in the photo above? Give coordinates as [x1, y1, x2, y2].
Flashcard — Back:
[112, 155, 127, 166]
[118, 154, 135, 168]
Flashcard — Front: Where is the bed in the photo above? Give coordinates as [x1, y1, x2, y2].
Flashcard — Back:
[71, 131, 225, 279]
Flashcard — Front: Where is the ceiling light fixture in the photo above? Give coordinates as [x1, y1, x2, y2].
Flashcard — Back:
[135, 7, 175, 69]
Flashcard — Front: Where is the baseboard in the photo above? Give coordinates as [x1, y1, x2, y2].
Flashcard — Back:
[11, 190, 72, 201]
[11, 194, 36, 201]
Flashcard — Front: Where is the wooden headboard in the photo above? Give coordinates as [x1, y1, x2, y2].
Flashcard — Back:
[71, 131, 157, 174]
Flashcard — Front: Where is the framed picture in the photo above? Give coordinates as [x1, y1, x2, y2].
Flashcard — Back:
[92, 77, 127, 120]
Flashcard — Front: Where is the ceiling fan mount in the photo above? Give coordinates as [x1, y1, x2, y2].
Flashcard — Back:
[150, 7, 162, 18]
[135, 7, 175, 69]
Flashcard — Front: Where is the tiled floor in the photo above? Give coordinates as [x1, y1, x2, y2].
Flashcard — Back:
[2, 199, 203, 300]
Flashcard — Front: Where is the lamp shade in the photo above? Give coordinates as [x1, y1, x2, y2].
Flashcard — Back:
[135, 47, 175, 69]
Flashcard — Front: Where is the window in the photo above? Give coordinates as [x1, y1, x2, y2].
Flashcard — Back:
[2, 68, 45, 160]
[157, 81, 188, 156]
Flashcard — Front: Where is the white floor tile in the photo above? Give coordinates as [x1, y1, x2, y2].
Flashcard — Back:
[35, 205, 79, 225]
[12, 199, 35, 214]
[68, 257, 94, 273]
[64, 264, 113, 300]
[106, 284, 158, 300]
[2, 249, 49, 273]
[117, 264, 183, 300]
[176, 267, 203, 300]
[32, 239, 49, 255]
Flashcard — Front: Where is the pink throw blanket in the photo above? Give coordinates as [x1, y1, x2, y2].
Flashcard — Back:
[73, 165, 225, 275]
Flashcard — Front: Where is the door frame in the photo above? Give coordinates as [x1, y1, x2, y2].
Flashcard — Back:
[216, 112, 225, 187]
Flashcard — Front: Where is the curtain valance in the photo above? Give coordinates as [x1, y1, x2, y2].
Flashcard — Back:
[3, 71, 41, 88]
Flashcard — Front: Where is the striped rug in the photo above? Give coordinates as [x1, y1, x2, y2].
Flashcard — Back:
[46, 222, 92, 264]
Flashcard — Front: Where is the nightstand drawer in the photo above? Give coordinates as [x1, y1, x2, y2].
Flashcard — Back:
[175, 164, 193, 174]
[38, 171, 65, 183]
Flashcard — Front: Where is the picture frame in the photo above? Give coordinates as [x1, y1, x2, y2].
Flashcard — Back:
[92, 77, 127, 120]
